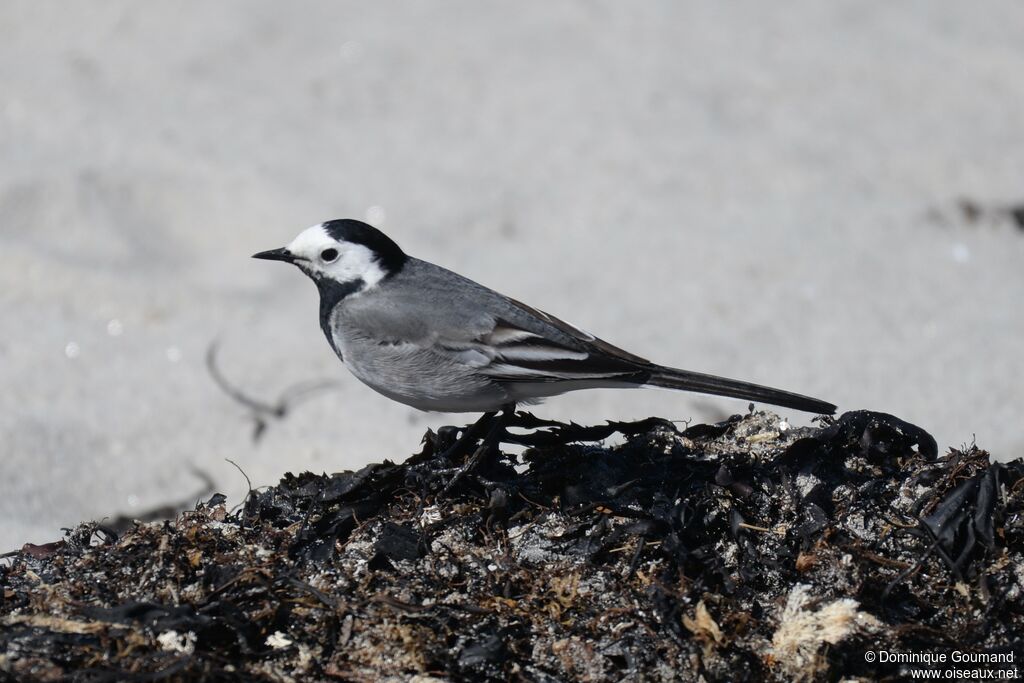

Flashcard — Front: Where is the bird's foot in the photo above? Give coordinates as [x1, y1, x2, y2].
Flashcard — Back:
[438, 405, 515, 496]
[433, 410, 498, 467]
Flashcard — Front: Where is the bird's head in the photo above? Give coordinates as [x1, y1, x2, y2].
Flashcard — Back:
[253, 219, 407, 292]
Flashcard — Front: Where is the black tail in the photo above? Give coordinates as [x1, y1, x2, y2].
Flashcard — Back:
[645, 366, 836, 414]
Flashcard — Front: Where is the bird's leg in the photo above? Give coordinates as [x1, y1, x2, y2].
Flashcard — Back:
[441, 403, 515, 495]
[472, 403, 516, 463]
[436, 410, 497, 465]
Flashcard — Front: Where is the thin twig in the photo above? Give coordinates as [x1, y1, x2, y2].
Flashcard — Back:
[206, 340, 340, 441]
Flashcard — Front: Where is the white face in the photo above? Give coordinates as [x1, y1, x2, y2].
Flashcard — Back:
[285, 224, 387, 289]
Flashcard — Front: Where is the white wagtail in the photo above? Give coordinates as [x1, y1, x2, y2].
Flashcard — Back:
[254, 220, 835, 451]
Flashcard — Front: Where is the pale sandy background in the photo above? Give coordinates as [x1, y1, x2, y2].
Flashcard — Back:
[3, 2, 1023, 550]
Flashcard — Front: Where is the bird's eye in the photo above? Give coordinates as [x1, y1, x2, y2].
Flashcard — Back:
[320, 248, 339, 262]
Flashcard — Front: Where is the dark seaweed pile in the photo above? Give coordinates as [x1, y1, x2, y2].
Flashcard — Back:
[1, 410, 1021, 682]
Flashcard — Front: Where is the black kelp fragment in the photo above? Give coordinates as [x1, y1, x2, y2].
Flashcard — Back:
[2, 410, 1021, 682]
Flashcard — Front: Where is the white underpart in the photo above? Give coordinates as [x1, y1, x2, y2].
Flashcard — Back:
[285, 224, 387, 288]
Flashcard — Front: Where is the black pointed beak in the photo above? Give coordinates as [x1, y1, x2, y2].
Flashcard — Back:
[252, 247, 296, 263]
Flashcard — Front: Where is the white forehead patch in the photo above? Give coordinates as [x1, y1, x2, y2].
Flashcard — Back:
[285, 223, 387, 289]
[285, 224, 334, 257]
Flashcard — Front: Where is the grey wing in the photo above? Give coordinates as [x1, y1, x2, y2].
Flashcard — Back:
[438, 293, 653, 384]
[342, 259, 652, 384]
